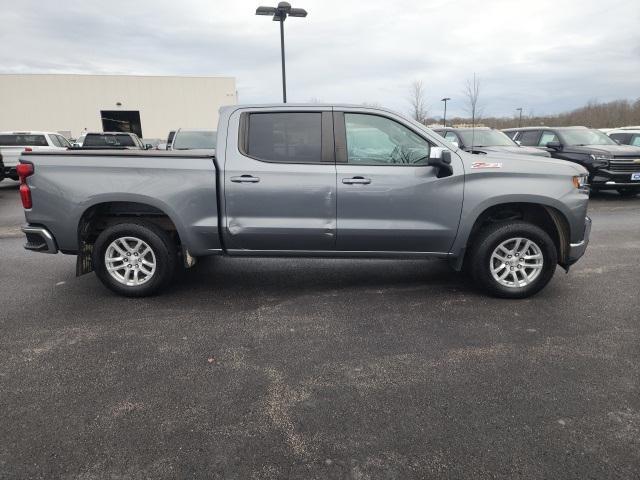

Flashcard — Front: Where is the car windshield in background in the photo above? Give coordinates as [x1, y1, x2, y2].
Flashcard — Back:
[559, 129, 617, 146]
[83, 134, 136, 147]
[0, 134, 48, 146]
[173, 131, 216, 150]
[458, 130, 515, 147]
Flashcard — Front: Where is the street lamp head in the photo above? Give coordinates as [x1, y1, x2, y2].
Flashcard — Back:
[256, 6, 277, 15]
[441, 97, 451, 102]
[257, 2, 307, 20]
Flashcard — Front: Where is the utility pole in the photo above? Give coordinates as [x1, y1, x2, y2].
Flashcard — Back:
[516, 107, 523, 127]
[441, 97, 451, 127]
[256, 2, 308, 103]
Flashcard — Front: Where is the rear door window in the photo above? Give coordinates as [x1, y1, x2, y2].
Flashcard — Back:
[58, 135, 71, 148]
[245, 113, 322, 163]
[517, 130, 541, 146]
[83, 134, 136, 147]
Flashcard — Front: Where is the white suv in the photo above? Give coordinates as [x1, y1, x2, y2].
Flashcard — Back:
[0, 131, 71, 180]
[606, 127, 640, 147]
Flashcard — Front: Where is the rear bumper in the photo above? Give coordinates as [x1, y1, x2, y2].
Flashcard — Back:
[567, 216, 591, 265]
[21, 225, 58, 254]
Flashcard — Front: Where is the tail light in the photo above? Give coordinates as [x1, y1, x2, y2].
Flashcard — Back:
[17, 162, 34, 209]
[24, 147, 33, 152]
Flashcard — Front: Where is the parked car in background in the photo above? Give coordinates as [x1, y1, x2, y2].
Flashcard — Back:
[0, 153, 5, 182]
[75, 132, 146, 150]
[19, 104, 590, 299]
[169, 129, 216, 151]
[433, 127, 550, 157]
[606, 127, 640, 147]
[0, 131, 70, 180]
[141, 138, 162, 150]
[504, 126, 640, 196]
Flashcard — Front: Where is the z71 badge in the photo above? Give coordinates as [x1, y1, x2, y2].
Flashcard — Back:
[471, 162, 503, 169]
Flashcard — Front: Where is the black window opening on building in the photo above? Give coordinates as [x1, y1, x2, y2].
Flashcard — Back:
[100, 110, 143, 138]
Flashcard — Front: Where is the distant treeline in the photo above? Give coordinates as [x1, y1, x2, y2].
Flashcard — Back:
[429, 98, 640, 129]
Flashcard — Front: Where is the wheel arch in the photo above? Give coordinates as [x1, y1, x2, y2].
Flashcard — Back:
[452, 201, 571, 271]
[76, 200, 185, 275]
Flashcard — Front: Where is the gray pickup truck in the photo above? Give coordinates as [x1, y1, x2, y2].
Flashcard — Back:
[18, 104, 591, 298]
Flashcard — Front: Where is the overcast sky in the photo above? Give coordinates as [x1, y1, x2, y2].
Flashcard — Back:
[1, 0, 639, 118]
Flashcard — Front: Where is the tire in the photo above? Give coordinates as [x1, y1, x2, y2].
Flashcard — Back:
[92, 221, 177, 297]
[468, 221, 558, 299]
[617, 188, 639, 197]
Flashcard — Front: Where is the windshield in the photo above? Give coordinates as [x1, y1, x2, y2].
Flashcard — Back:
[0, 134, 48, 146]
[558, 129, 617, 146]
[457, 129, 515, 147]
[173, 131, 216, 150]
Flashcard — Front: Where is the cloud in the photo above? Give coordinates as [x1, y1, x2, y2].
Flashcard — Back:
[1, 0, 639, 118]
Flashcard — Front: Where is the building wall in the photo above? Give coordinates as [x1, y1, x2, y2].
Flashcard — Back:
[0, 74, 237, 139]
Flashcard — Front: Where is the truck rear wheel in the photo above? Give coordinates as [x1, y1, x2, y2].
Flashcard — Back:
[92, 221, 177, 297]
[468, 221, 557, 299]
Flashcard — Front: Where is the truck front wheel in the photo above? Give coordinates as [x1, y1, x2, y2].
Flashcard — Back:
[468, 222, 558, 299]
[92, 221, 177, 297]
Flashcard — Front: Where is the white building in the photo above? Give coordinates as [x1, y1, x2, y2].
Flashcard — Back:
[0, 74, 237, 140]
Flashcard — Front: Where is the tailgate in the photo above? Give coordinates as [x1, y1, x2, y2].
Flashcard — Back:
[0, 148, 23, 167]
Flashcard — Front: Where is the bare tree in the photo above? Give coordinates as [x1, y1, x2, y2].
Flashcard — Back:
[463, 73, 482, 148]
[408, 80, 428, 124]
[463, 73, 482, 126]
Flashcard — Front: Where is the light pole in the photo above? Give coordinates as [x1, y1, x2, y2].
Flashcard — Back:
[516, 107, 523, 127]
[441, 97, 450, 127]
[256, 2, 307, 103]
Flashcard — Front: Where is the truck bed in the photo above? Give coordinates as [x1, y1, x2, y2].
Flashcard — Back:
[21, 149, 222, 256]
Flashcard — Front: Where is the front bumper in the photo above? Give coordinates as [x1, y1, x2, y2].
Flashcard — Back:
[21, 225, 59, 254]
[591, 169, 640, 190]
[567, 216, 591, 265]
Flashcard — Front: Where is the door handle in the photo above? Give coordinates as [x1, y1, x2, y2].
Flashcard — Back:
[230, 175, 260, 183]
[342, 176, 371, 185]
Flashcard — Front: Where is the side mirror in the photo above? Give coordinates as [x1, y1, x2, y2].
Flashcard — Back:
[515, 140, 522, 146]
[428, 148, 453, 178]
[546, 141, 562, 150]
[145, 144, 153, 150]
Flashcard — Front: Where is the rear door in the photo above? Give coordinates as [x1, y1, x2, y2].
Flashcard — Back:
[223, 108, 337, 252]
[334, 110, 464, 253]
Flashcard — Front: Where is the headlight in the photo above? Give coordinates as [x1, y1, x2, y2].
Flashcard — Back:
[572, 174, 589, 192]
[589, 153, 612, 167]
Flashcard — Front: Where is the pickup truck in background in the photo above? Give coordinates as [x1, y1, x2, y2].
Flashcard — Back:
[503, 126, 640, 196]
[0, 131, 71, 180]
[169, 129, 217, 150]
[433, 127, 550, 157]
[75, 132, 147, 150]
[18, 104, 592, 299]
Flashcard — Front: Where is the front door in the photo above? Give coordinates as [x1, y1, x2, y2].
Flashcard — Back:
[223, 109, 337, 252]
[334, 111, 464, 253]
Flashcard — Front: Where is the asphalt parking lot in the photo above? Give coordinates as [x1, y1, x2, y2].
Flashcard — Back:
[1, 179, 639, 479]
